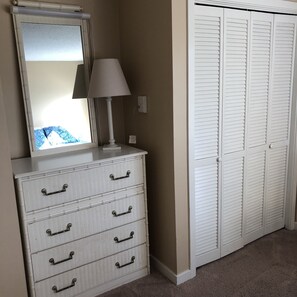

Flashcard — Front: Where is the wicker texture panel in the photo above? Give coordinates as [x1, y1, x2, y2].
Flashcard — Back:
[32, 220, 146, 281]
[28, 194, 145, 253]
[14, 150, 149, 297]
[22, 158, 143, 212]
[34, 244, 147, 297]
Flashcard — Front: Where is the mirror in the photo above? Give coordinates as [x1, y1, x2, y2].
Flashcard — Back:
[13, 12, 97, 156]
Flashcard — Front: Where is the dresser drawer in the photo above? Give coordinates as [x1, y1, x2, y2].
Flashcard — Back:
[32, 220, 147, 281]
[34, 244, 148, 297]
[28, 194, 145, 253]
[22, 158, 143, 212]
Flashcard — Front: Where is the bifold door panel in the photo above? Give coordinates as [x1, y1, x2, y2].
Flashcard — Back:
[191, 4, 296, 268]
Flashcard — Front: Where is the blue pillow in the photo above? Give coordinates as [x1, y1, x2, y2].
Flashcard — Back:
[43, 126, 79, 144]
[34, 128, 47, 149]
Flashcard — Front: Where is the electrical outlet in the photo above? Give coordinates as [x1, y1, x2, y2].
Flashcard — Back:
[129, 135, 137, 144]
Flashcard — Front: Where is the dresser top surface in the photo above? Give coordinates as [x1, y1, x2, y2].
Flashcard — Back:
[12, 145, 147, 178]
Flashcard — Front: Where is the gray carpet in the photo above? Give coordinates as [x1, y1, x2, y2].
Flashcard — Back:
[99, 229, 297, 297]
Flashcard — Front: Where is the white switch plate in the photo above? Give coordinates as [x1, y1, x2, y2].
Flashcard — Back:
[138, 96, 148, 113]
[129, 135, 137, 144]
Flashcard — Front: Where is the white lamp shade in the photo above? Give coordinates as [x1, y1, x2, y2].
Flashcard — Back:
[88, 58, 131, 98]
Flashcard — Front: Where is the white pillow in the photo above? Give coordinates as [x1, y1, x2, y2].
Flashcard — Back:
[47, 131, 65, 145]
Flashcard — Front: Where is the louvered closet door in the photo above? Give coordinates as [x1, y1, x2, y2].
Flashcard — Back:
[245, 149, 267, 243]
[265, 147, 288, 233]
[222, 9, 249, 155]
[194, 160, 220, 266]
[191, 5, 297, 270]
[191, 5, 223, 267]
[247, 12, 272, 149]
[244, 12, 273, 244]
[221, 153, 245, 256]
[265, 15, 297, 234]
[221, 9, 249, 257]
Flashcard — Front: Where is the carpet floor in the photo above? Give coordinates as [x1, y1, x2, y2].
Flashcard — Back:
[99, 229, 297, 297]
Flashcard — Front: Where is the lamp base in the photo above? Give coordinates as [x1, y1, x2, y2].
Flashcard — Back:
[103, 143, 121, 151]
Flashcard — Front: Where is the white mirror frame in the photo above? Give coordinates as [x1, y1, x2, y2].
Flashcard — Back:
[12, 9, 98, 157]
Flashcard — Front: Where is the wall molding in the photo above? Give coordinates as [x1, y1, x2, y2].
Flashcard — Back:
[150, 255, 196, 285]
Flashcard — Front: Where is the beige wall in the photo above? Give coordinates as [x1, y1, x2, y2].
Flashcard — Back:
[0, 78, 27, 296]
[0, 0, 124, 158]
[171, 0, 189, 273]
[119, 0, 176, 272]
[119, 0, 189, 274]
[0, 0, 29, 158]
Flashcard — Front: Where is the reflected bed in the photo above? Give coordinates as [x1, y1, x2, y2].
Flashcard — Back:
[34, 126, 80, 150]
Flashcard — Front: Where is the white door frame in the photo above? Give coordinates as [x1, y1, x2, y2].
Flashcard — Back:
[188, 0, 297, 278]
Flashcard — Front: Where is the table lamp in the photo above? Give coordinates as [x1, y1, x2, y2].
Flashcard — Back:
[88, 58, 131, 150]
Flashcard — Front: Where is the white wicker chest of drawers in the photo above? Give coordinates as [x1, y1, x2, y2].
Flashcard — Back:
[11, 146, 149, 297]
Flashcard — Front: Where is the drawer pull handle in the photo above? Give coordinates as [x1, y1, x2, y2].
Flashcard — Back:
[49, 251, 74, 265]
[52, 278, 77, 293]
[41, 184, 68, 196]
[115, 256, 135, 269]
[110, 170, 131, 181]
[46, 223, 72, 236]
[114, 231, 134, 243]
[112, 206, 132, 217]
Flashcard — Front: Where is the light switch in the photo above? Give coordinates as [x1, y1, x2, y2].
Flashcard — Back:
[138, 96, 148, 113]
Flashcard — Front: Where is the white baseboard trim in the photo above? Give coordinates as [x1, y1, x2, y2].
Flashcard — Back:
[150, 255, 196, 285]
[294, 222, 297, 230]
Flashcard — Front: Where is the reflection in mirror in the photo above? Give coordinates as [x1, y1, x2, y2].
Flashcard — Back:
[72, 64, 87, 99]
[22, 23, 91, 151]
[12, 10, 97, 156]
